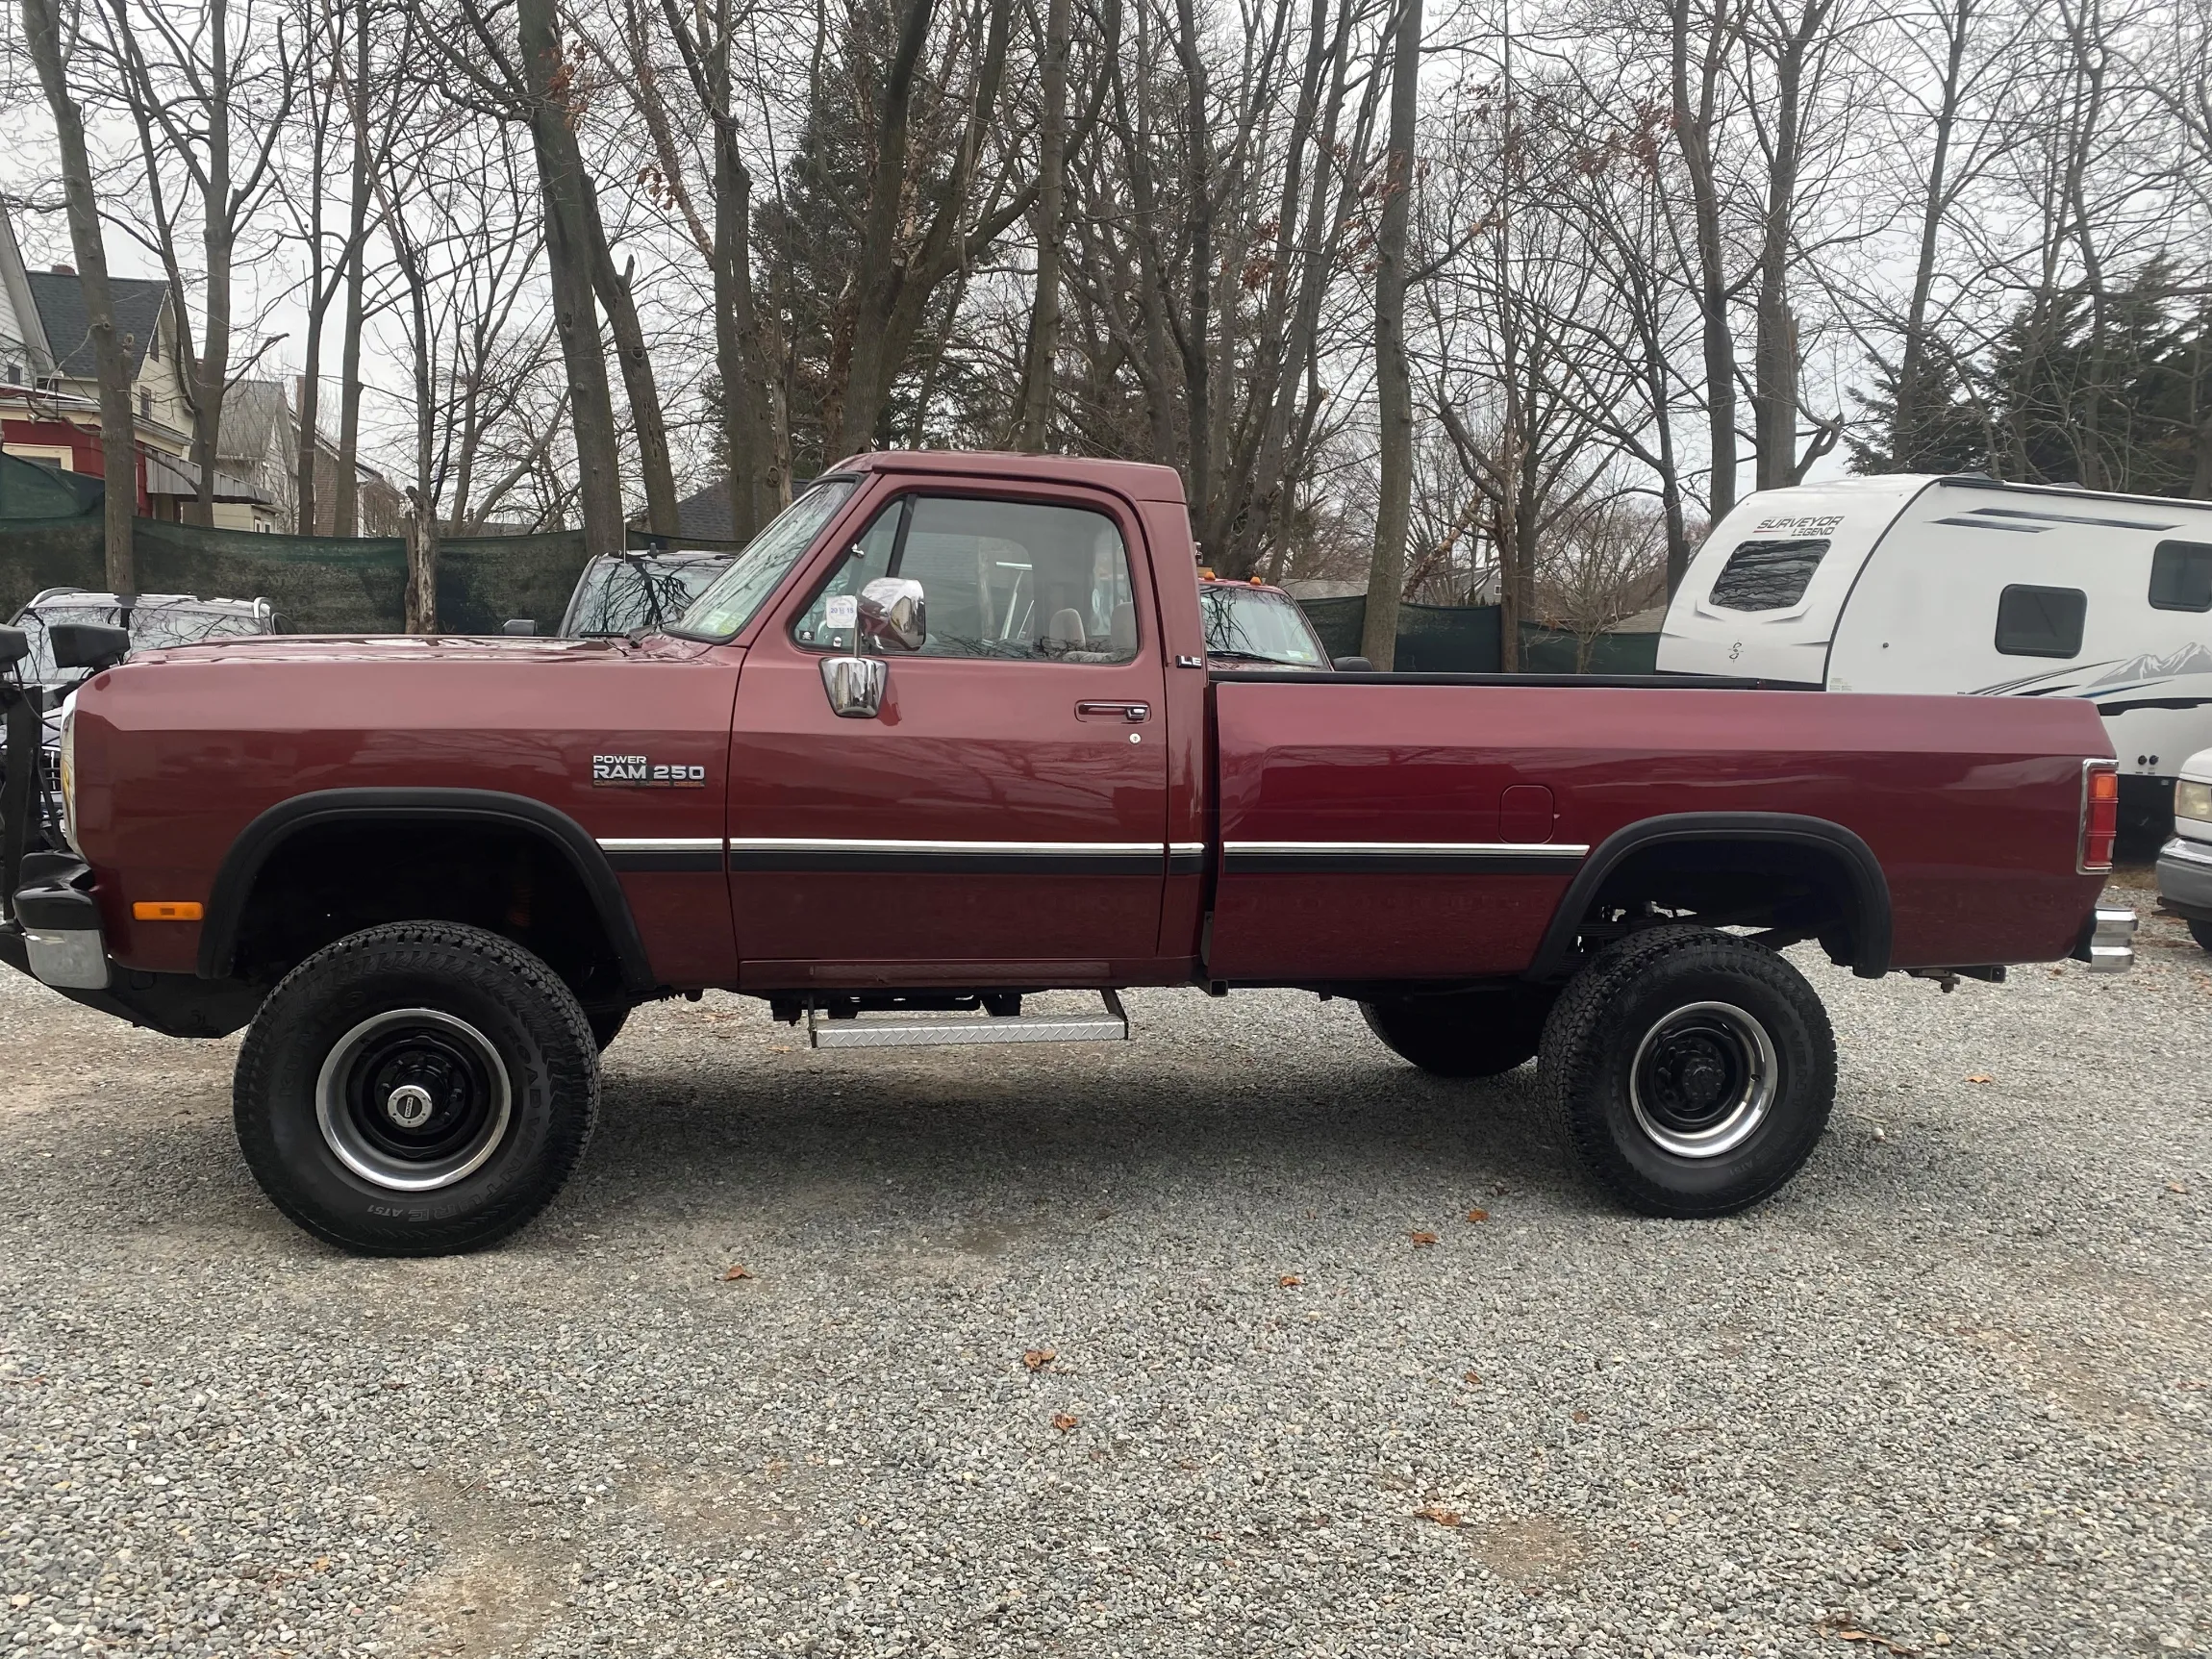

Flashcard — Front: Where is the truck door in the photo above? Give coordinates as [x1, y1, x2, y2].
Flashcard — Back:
[725, 484, 1170, 983]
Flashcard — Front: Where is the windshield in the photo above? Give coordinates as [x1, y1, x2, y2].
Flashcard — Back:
[674, 480, 861, 641]
[566, 555, 733, 637]
[16, 601, 268, 683]
[1200, 585, 1326, 667]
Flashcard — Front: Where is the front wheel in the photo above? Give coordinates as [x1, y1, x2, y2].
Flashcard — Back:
[2190, 917, 2212, 954]
[1540, 926, 1834, 1218]
[1360, 984, 1556, 1077]
[234, 922, 599, 1255]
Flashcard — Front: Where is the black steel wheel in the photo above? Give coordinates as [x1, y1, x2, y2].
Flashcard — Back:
[1359, 984, 1556, 1077]
[1540, 926, 1834, 1217]
[235, 922, 598, 1255]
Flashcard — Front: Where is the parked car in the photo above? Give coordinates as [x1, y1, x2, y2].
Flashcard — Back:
[1656, 474, 2212, 841]
[2156, 746, 2212, 950]
[1, 590, 280, 844]
[553, 549, 738, 639]
[1198, 573, 1347, 671]
[0, 451, 2133, 1257]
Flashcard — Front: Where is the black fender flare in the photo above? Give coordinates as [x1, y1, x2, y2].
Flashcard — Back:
[199, 787, 657, 994]
[1526, 812, 1893, 981]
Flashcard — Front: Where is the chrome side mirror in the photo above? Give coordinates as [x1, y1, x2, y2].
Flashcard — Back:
[858, 577, 925, 652]
[820, 654, 888, 718]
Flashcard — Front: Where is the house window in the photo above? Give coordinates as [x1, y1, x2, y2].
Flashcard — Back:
[2148, 540, 2212, 613]
[1995, 584, 2086, 658]
[139, 389, 153, 418]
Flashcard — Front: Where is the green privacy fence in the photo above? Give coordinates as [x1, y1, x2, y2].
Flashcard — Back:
[1297, 594, 1662, 675]
[0, 519, 592, 635]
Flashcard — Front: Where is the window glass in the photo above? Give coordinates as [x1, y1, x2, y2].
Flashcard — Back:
[2149, 540, 2212, 613]
[1200, 586, 1325, 666]
[674, 479, 858, 640]
[1995, 584, 2086, 658]
[794, 495, 1139, 664]
[1707, 538, 1829, 611]
[567, 555, 735, 637]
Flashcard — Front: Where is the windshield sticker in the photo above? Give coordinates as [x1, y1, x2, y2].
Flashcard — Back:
[824, 594, 859, 630]
[592, 754, 708, 788]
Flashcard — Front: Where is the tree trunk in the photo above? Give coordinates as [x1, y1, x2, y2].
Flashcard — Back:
[1359, 0, 1420, 669]
[334, 1, 373, 537]
[24, 0, 134, 589]
[1895, 0, 1971, 466]
[1171, 0, 1213, 531]
[519, 0, 625, 554]
[1671, 0, 1737, 520]
[186, 0, 236, 528]
[1015, 0, 1070, 451]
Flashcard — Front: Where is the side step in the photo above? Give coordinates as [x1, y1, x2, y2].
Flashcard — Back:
[805, 991, 1131, 1049]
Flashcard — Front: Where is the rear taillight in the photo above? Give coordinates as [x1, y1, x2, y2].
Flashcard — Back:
[2080, 761, 2119, 873]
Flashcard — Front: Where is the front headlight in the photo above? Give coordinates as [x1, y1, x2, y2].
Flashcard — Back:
[57, 698, 79, 856]
[2176, 779, 2212, 824]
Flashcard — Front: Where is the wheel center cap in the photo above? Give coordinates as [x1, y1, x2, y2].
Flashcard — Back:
[384, 1083, 437, 1129]
[1676, 1050, 1726, 1108]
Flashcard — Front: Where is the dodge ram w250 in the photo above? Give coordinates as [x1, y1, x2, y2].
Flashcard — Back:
[0, 452, 2137, 1255]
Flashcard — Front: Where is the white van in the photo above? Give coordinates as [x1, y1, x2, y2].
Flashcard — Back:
[1656, 474, 2212, 829]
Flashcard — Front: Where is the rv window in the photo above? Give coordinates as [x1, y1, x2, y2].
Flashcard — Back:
[1995, 585, 2086, 658]
[1707, 538, 1828, 611]
[2149, 540, 2212, 613]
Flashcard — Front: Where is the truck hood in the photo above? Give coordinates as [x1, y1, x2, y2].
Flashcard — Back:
[128, 632, 716, 667]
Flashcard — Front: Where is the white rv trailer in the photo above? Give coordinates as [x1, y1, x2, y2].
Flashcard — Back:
[1656, 473, 2212, 829]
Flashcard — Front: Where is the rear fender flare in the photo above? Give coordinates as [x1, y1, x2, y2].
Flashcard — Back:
[199, 787, 657, 995]
[1527, 812, 1893, 981]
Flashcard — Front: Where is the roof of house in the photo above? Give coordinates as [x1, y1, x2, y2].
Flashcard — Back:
[23, 270, 166, 379]
[671, 477, 735, 540]
[217, 380, 289, 465]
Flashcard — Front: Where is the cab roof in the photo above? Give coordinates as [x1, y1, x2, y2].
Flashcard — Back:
[832, 449, 1189, 505]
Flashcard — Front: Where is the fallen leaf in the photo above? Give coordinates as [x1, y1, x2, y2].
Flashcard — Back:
[1022, 1348, 1056, 1371]
[1278, 1274, 1303, 1288]
[1465, 1208, 1489, 1224]
[1051, 1413, 1080, 1433]
[2167, 1182, 2190, 1194]
[1965, 1073, 1993, 1084]
[1819, 1618, 1922, 1655]
[1571, 1409, 1591, 1423]
[1409, 1231, 1439, 1247]
[768, 1044, 793, 1054]
[1416, 1503, 1462, 1527]
[721, 1264, 753, 1281]
[1463, 1370, 1483, 1386]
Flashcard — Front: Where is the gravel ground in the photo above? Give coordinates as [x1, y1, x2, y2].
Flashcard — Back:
[1, 883, 2205, 1659]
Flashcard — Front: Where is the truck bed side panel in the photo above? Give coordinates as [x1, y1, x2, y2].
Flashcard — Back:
[1207, 681, 2108, 982]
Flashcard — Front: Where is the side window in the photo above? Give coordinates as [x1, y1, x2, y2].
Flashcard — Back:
[1995, 584, 2086, 658]
[2149, 540, 2212, 613]
[1707, 538, 1828, 611]
[794, 495, 1139, 664]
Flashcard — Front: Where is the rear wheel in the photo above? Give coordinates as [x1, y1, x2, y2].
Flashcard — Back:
[1540, 926, 1834, 1218]
[1360, 984, 1556, 1077]
[234, 921, 599, 1255]
[2190, 918, 2212, 954]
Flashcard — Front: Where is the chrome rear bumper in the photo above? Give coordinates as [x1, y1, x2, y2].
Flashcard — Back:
[2078, 906, 2137, 973]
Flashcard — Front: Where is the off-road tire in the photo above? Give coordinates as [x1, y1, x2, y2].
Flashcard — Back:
[1360, 984, 1556, 1077]
[234, 922, 599, 1256]
[1540, 925, 1834, 1218]
[2190, 917, 2212, 954]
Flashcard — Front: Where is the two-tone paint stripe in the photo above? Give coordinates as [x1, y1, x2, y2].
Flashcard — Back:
[598, 836, 1587, 875]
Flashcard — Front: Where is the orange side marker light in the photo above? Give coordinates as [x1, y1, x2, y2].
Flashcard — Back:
[132, 901, 204, 921]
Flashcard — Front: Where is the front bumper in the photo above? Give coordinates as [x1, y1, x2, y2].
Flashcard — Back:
[11, 856, 107, 989]
[2155, 834, 2212, 920]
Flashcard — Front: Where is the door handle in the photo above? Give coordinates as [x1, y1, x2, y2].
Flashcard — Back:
[1075, 701, 1150, 723]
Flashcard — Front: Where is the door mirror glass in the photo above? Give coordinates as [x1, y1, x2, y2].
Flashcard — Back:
[858, 577, 925, 652]
[819, 654, 888, 718]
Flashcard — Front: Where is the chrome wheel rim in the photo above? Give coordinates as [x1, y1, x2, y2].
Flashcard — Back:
[1628, 1000, 1775, 1160]
[314, 1008, 513, 1192]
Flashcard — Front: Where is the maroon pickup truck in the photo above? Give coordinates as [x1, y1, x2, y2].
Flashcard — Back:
[0, 451, 2135, 1255]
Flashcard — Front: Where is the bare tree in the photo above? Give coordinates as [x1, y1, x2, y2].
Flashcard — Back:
[1360, 0, 1420, 667]
[22, 0, 135, 588]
